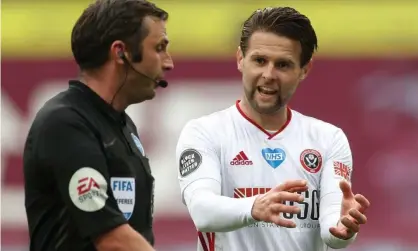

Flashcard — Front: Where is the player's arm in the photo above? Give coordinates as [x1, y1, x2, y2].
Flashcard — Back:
[37, 109, 154, 251]
[319, 129, 356, 249]
[176, 120, 259, 232]
[177, 120, 306, 233]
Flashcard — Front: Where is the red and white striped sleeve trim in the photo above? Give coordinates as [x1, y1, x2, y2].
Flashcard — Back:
[198, 231, 215, 251]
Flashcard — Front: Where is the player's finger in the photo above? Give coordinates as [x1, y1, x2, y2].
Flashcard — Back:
[340, 216, 360, 233]
[275, 180, 308, 192]
[287, 186, 309, 193]
[339, 180, 354, 199]
[270, 204, 301, 215]
[267, 191, 295, 203]
[329, 227, 349, 240]
[271, 217, 297, 228]
[272, 191, 304, 203]
[354, 194, 370, 213]
[348, 209, 367, 224]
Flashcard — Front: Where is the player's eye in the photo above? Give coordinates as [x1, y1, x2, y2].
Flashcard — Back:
[254, 57, 266, 65]
[277, 62, 287, 68]
[276, 62, 290, 69]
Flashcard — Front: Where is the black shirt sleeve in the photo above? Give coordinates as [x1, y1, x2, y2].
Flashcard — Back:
[36, 108, 127, 239]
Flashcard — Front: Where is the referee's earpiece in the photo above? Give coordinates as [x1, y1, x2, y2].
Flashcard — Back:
[117, 49, 125, 60]
[115, 43, 127, 61]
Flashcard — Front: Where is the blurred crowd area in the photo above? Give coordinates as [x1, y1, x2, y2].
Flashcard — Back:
[2, 1, 418, 250]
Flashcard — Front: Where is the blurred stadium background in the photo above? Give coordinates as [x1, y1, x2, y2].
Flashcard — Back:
[2, 1, 418, 250]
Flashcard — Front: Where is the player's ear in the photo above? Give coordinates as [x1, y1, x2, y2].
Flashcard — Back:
[237, 46, 244, 72]
[299, 59, 313, 81]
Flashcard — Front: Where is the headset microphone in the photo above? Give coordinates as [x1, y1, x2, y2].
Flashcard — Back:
[117, 50, 168, 88]
[157, 79, 168, 88]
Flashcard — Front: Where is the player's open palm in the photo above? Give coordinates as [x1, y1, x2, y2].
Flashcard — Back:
[251, 180, 308, 228]
[330, 180, 371, 240]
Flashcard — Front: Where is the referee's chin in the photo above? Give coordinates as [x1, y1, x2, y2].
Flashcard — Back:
[132, 89, 156, 104]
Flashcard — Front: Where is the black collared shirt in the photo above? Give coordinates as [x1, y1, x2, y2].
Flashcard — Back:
[23, 80, 155, 251]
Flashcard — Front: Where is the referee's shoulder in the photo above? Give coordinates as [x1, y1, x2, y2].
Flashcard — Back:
[30, 91, 85, 133]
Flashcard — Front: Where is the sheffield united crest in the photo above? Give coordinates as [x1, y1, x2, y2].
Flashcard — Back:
[300, 149, 322, 173]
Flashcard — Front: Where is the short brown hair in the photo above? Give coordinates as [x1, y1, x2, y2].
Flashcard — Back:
[71, 0, 168, 70]
[240, 7, 318, 67]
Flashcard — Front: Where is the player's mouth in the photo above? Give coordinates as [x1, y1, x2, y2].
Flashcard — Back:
[257, 86, 278, 96]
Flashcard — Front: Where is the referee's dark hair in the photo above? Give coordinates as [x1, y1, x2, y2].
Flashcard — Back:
[239, 7, 318, 67]
[71, 0, 168, 70]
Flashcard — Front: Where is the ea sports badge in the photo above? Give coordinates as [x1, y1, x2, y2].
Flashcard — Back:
[68, 167, 108, 212]
[300, 149, 322, 173]
[130, 133, 145, 155]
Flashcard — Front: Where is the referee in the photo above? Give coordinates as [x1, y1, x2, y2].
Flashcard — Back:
[23, 1, 173, 251]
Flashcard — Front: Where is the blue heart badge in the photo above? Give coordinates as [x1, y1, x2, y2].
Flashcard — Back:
[262, 148, 286, 169]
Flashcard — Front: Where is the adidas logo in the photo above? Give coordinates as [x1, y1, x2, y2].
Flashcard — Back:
[230, 151, 253, 166]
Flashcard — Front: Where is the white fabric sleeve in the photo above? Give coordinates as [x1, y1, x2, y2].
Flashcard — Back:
[176, 120, 258, 232]
[319, 129, 357, 249]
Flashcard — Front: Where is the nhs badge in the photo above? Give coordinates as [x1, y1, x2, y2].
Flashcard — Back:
[131, 133, 145, 155]
[262, 148, 286, 169]
[111, 177, 135, 220]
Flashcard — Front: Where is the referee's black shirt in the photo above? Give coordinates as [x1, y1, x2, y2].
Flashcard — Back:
[23, 80, 155, 251]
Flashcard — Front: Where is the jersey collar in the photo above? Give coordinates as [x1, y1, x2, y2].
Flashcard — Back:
[69, 80, 127, 125]
[235, 100, 292, 140]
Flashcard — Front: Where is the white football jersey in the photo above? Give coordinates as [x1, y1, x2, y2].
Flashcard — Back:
[177, 101, 353, 251]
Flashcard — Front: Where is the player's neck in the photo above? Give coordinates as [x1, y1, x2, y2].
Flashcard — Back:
[239, 99, 288, 131]
[79, 70, 128, 112]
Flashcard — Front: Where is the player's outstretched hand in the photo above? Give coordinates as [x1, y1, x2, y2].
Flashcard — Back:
[251, 180, 308, 228]
[329, 180, 371, 240]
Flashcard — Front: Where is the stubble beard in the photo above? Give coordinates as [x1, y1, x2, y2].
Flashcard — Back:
[245, 86, 284, 115]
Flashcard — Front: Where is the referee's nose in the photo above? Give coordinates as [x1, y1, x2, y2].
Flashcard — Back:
[163, 54, 174, 71]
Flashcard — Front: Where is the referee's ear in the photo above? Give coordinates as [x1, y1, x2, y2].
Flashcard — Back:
[236, 46, 244, 73]
[110, 40, 127, 65]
